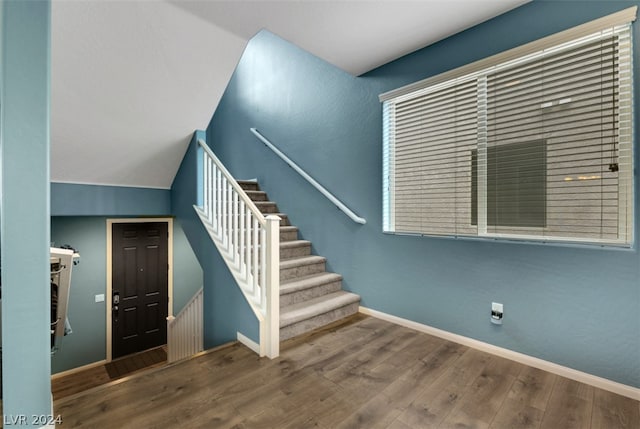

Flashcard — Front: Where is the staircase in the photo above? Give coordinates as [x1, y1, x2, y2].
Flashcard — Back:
[238, 180, 361, 341]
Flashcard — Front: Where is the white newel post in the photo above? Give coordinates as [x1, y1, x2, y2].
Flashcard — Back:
[166, 315, 176, 362]
[264, 214, 280, 358]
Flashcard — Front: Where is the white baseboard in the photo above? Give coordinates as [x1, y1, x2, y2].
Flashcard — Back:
[237, 331, 260, 355]
[51, 359, 108, 379]
[359, 306, 640, 401]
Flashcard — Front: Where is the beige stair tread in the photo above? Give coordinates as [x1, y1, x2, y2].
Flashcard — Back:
[280, 272, 342, 294]
[280, 255, 326, 269]
[279, 226, 299, 241]
[245, 190, 267, 199]
[280, 240, 311, 249]
[280, 291, 360, 328]
[270, 212, 289, 219]
[236, 181, 260, 191]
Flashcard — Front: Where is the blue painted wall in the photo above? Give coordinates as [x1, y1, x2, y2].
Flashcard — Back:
[204, 0, 640, 388]
[51, 182, 171, 216]
[50, 217, 107, 373]
[171, 132, 259, 349]
[1, 0, 52, 422]
[49, 216, 202, 374]
[172, 219, 203, 313]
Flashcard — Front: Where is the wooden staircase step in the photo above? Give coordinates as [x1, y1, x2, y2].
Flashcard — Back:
[280, 272, 343, 308]
[280, 240, 312, 260]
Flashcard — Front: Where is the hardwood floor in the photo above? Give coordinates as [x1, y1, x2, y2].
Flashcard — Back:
[104, 346, 167, 379]
[53, 314, 639, 428]
[51, 346, 167, 400]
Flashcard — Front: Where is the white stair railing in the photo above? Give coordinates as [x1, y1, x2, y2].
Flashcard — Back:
[166, 287, 204, 363]
[193, 139, 280, 358]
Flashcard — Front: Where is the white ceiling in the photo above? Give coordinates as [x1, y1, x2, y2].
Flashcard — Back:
[51, 0, 529, 189]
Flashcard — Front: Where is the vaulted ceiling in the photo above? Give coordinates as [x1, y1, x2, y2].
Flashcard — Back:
[51, 0, 529, 189]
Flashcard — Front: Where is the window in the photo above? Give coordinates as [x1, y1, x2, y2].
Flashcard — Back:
[381, 8, 635, 247]
[471, 140, 547, 228]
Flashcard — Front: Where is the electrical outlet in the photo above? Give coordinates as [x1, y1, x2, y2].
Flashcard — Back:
[491, 302, 503, 325]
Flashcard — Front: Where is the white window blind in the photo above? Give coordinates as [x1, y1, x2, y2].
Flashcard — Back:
[382, 9, 635, 247]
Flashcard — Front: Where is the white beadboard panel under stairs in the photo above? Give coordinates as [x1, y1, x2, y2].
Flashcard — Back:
[166, 287, 204, 363]
[238, 180, 361, 341]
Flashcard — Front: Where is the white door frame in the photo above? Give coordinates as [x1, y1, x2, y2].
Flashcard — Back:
[106, 218, 174, 362]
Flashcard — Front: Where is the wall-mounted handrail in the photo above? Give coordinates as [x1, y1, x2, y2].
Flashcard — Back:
[250, 128, 366, 225]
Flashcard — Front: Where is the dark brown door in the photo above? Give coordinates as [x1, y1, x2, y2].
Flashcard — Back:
[112, 222, 168, 359]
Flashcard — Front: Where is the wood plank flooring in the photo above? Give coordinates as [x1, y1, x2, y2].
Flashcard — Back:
[51, 346, 167, 400]
[52, 314, 639, 428]
[105, 346, 167, 379]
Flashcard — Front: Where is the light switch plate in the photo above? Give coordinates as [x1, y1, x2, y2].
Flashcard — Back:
[491, 302, 503, 325]
[95, 294, 105, 303]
